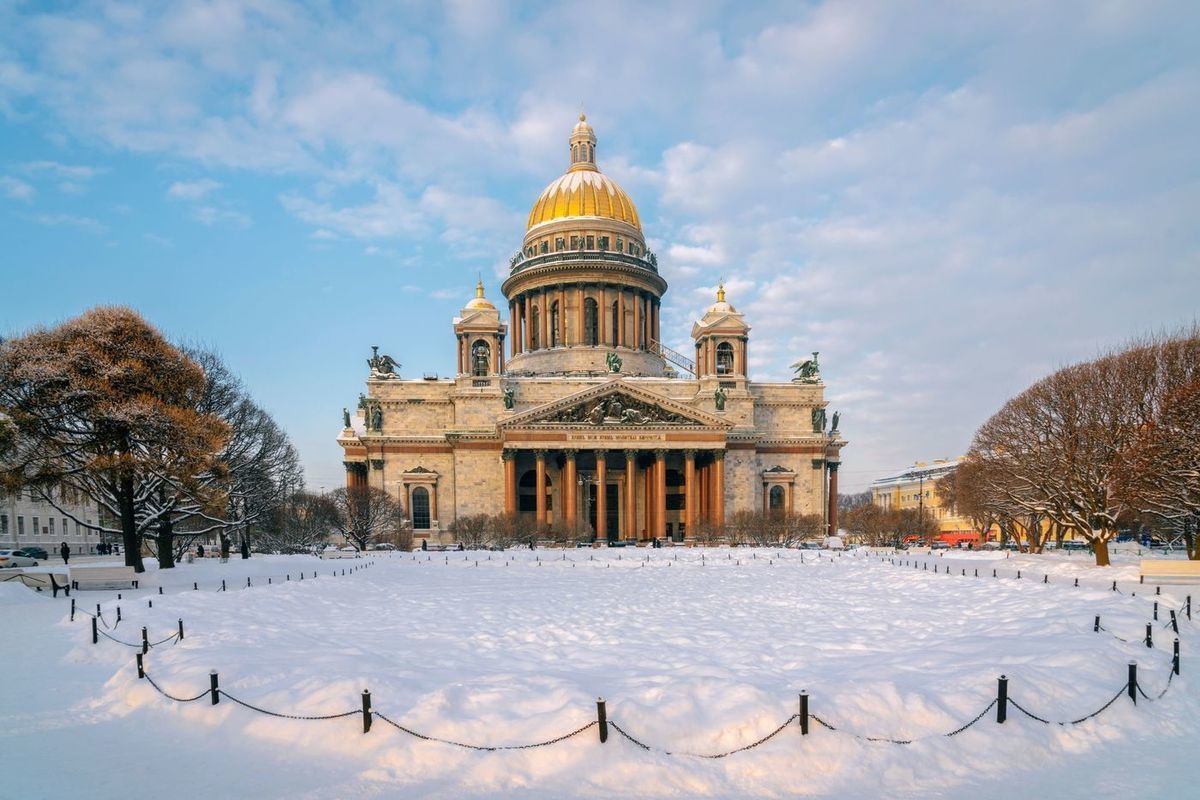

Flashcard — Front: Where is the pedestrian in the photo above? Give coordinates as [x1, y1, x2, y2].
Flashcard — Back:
[196, 544, 205, 558]
[220, 533, 231, 562]
[60, 541, 70, 564]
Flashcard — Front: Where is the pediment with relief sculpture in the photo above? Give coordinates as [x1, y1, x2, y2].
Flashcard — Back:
[500, 381, 730, 429]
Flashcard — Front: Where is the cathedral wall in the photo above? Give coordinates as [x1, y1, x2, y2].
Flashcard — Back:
[452, 448, 505, 520]
[725, 447, 760, 514]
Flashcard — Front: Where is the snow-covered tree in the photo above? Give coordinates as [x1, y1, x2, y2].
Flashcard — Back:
[328, 486, 407, 551]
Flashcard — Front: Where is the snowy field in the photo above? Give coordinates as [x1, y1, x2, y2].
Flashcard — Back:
[2, 549, 1196, 799]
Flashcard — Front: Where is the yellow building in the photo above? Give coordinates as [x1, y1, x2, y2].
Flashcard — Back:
[337, 116, 847, 544]
[870, 459, 978, 544]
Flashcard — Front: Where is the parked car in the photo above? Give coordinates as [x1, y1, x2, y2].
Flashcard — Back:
[930, 541, 950, 550]
[370, 543, 396, 551]
[0, 549, 39, 568]
[1062, 540, 1090, 552]
[19, 546, 49, 560]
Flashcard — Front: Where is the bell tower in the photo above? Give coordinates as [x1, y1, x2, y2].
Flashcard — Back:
[453, 280, 506, 379]
[692, 283, 750, 381]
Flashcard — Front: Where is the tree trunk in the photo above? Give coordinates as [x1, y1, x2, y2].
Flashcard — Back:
[118, 475, 145, 573]
[1187, 531, 1197, 560]
[157, 516, 175, 569]
[1093, 537, 1111, 567]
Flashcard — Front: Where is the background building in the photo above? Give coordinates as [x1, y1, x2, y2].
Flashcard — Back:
[870, 459, 978, 545]
[338, 117, 847, 544]
[1, 488, 102, 556]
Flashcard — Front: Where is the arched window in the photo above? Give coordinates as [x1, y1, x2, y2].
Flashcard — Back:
[550, 302, 560, 347]
[518, 470, 553, 513]
[584, 298, 599, 346]
[411, 486, 431, 529]
[530, 306, 541, 349]
[471, 340, 490, 376]
[716, 342, 735, 375]
[610, 301, 619, 346]
[769, 485, 785, 513]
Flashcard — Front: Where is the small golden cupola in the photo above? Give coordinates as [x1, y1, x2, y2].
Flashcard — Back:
[692, 283, 751, 380]
[454, 280, 506, 378]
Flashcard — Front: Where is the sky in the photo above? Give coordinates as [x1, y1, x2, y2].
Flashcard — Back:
[1, 0, 1198, 493]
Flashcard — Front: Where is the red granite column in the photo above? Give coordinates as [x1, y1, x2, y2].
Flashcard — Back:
[827, 462, 840, 536]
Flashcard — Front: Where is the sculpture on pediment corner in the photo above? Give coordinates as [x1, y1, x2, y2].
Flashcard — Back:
[812, 406, 826, 433]
[606, 351, 622, 373]
[714, 386, 727, 412]
[502, 385, 515, 410]
[342, 407, 351, 428]
[357, 393, 368, 411]
[791, 351, 821, 383]
[831, 410, 840, 433]
[371, 404, 383, 431]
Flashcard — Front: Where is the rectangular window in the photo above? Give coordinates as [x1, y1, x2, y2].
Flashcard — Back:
[32, 517, 39, 537]
[17, 516, 24, 536]
[570, 236, 580, 249]
[0, 514, 6, 535]
[64, 518, 69, 537]
[555, 237, 565, 251]
[49, 518, 55, 536]
[586, 235, 595, 249]
[598, 236, 609, 250]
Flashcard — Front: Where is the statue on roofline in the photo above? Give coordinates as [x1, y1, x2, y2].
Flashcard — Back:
[502, 386, 515, 410]
[342, 408, 351, 428]
[791, 351, 821, 383]
[367, 345, 399, 378]
[714, 386, 727, 412]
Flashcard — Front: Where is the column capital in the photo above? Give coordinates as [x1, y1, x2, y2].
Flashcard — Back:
[827, 461, 840, 473]
[683, 449, 697, 460]
[654, 448, 668, 460]
[534, 449, 548, 460]
[563, 448, 578, 460]
[623, 448, 638, 460]
[711, 450, 726, 462]
[501, 449, 517, 461]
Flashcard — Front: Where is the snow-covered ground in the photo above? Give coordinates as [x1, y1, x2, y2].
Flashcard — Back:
[2, 549, 1196, 799]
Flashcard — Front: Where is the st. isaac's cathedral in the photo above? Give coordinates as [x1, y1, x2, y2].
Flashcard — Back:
[339, 116, 846, 543]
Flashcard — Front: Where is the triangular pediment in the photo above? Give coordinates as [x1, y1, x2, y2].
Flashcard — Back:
[500, 380, 731, 429]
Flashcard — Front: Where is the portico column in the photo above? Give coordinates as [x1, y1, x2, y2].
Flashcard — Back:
[827, 462, 840, 536]
[430, 483, 439, 530]
[643, 458, 654, 539]
[595, 450, 608, 541]
[655, 449, 667, 539]
[564, 450, 578, 532]
[786, 480, 794, 514]
[503, 450, 516, 517]
[713, 451, 725, 528]
[684, 450, 696, 539]
[624, 449, 637, 540]
[535, 450, 547, 528]
[762, 483, 769, 514]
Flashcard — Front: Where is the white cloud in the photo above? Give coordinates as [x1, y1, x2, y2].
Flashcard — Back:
[23, 212, 105, 232]
[0, 176, 35, 200]
[21, 160, 104, 180]
[167, 178, 222, 200]
[192, 205, 251, 228]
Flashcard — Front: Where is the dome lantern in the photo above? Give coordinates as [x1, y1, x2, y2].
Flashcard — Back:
[569, 113, 598, 171]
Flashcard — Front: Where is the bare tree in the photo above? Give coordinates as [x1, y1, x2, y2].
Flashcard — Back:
[258, 491, 340, 554]
[329, 486, 405, 551]
[449, 513, 492, 549]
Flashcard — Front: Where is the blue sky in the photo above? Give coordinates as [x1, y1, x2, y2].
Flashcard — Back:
[1, 1, 1197, 492]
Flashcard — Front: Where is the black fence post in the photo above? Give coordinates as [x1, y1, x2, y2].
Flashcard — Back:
[194, 582, 198, 591]
[70, 598, 75, 621]
[1074, 578, 1079, 587]
[1127, 662, 1137, 704]
[362, 690, 372, 734]
[1094, 615, 1101, 633]
[142, 626, 149, 654]
[1112, 581, 1117, 592]
[1156, 586, 1161, 596]
[222, 579, 226, 592]
[210, 671, 220, 705]
[799, 692, 809, 735]
[1140, 575, 1144, 584]
[1174, 639, 1181, 676]
[178, 619, 184, 640]
[997, 676, 1008, 724]
[993, 569, 997, 578]
[597, 698, 608, 744]
[247, 577, 251, 588]
[91, 616, 98, 644]
[117, 606, 122, 624]
[136, 652, 144, 679]
[1145, 623, 1153, 649]
[1153, 601, 1158, 621]
[158, 586, 163, 595]
[1170, 610, 1179, 634]
[1017, 570, 1021, 579]
[1043, 574, 1048, 584]
[1188, 595, 1192, 621]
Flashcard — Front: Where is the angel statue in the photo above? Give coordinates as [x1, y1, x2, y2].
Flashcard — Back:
[342, 407, 351, 428]
[606, 351, 622, 373]
[791, 351, 821, 383]
[831, 411, 840, 433]
[502, 386, 515, 410]
[367, 345, 399, 378]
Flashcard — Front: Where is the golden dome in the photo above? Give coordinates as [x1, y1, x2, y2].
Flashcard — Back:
[464, 279, 496, 310]
[525, 117, 641, 232]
